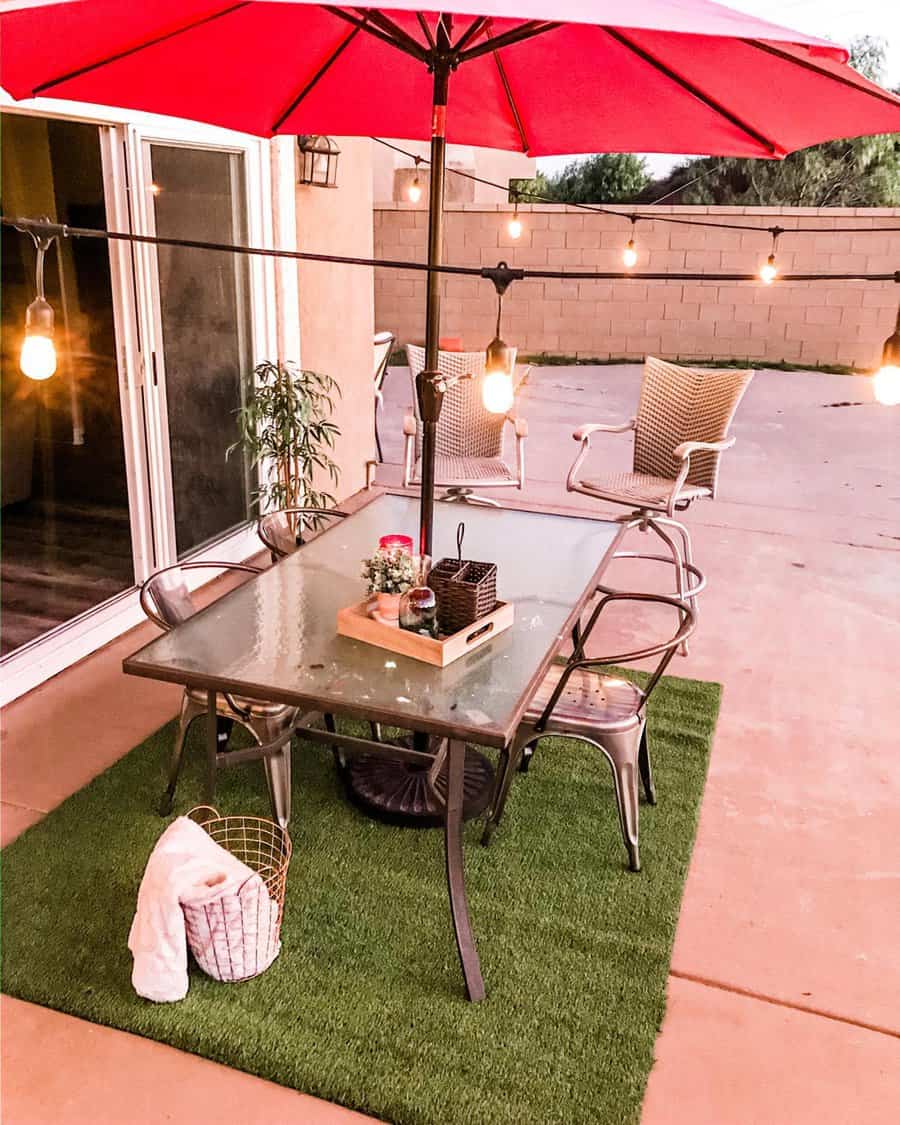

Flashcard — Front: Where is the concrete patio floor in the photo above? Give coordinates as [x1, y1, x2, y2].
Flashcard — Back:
[3, 362, 898, 1123]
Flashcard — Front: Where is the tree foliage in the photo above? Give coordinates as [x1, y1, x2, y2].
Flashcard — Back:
[513, 154, 650, 204]
[637, 36, 899, 208]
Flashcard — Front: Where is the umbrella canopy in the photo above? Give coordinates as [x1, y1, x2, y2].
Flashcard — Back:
[1, 1, 898, 158]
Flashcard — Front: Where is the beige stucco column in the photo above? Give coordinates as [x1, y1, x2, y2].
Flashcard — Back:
[295, 137, 375, 501]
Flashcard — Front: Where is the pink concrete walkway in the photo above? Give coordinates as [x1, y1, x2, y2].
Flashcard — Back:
[3, 363, 898, 1123]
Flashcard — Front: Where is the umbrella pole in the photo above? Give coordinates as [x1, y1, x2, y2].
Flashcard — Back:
[416, 26, 453, 560]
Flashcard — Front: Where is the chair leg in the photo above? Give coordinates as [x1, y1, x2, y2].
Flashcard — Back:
[659, 515, 699, 645]
[481, 732, 535, 846]
[159, 692, 204, 816]
[598, 728, 643, 872]
[323, 712, 346, 771]
[637, 722, 656, 806]
[648, 519, 690, 656]
[246, 716, 293, 830]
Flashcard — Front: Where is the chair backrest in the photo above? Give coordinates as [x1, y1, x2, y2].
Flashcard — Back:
[257, 507, 347, 560]
[139, 561, 262, 631]
[373, 330, 395, 394]
[633, 356, 753, 495]
[406, 344, 518, 459]
[534, 592, 695, 731]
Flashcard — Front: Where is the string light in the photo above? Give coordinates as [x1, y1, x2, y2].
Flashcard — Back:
[759, 227, 783, 284]
[19, 228, 57, 381]
[623, 216, 638, 269]
[873, 304, 900, 406]
[508, 192, 523, 239]
[407, 156, 423, 203]
[483, 276, 515, 414]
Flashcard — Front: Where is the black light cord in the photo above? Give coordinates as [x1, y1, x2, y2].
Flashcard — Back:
[3, 215, 898, 285]
[371, 136, 900, 236]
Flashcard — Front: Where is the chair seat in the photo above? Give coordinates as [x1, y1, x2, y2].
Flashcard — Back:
[574, 471, 711, 511]
[524, 662, 645, 734]
[186, 687, 292, 720]
[411, 455, 517, 487]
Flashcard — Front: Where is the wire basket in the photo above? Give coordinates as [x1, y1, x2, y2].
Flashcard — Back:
[182, 807, 292, 983]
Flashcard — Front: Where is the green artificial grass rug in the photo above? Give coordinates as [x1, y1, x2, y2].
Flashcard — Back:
[2, 672, 720, 1125]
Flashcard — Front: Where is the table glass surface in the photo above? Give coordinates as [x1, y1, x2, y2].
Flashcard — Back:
[125, 495, 619, 746]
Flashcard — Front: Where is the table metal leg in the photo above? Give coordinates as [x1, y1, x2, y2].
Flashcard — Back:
[444, 737, 485, 1002]
[206, 689, 218, 804]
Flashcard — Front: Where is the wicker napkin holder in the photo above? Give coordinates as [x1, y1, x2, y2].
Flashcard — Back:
[429, 524, 498, 635]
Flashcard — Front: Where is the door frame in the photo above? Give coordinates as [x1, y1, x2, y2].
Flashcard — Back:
[1, 98, 282, 706]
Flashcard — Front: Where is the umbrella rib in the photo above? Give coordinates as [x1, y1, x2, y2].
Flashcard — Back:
[32, 2, 250, 95]
[454, 17, 489, 54]
[416, 12, 436, 52]
[493, 52, 529, 153]
[745, 40, 900, 109]
[458, 21, 561, 64]
[603, 28, 782, 157]
[272, 25, 362, 133]
[353, 7, 430, 61]
[322, 6, 427, 62]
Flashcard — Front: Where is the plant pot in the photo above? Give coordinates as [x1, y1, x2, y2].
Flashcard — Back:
[370, 592, 401, 625]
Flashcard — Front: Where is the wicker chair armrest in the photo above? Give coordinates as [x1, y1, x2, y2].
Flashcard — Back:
[572, 418, 636, 441]
[566, 419, 635, 492]
[402, 411, 418, 437]
[674, 437, 735, 460]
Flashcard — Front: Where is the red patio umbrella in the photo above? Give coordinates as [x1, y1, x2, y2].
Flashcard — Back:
[3, 0, 899, 554]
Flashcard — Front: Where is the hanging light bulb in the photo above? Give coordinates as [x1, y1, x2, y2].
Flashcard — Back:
[407, 157, 423, 203]
[508, 193, 522, 239]
[19, 229, 58, 381]
[483, 289, 515, 414]
[622, 216, 638, 269]
[873, 304, 900, 406]
[759, 227, 782, 285]
[759, 253, 778, 285]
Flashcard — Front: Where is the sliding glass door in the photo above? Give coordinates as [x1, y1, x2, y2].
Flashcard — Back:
[1, 113, 134, 656]
[142, 142, 254, 557]
[1, 109, 274, 697]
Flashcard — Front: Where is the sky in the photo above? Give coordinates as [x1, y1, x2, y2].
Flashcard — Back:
[536, 0, 900, 180]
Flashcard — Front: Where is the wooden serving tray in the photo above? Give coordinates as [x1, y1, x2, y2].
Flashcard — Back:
[337, 600, 514, 667]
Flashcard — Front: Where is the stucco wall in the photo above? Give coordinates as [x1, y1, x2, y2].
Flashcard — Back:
[374, 204, 900, 369]
[296, 137, 375, 500]
[373, 139, 535, 204]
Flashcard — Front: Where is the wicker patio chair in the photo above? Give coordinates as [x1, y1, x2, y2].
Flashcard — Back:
[140, 561, 296, 828]
[257, 506, 348, 563]
[482, 591, 696, 871]
[402, 344, 528, 505]
[566, 355, 753, 652]
[373, 330, 396, 462]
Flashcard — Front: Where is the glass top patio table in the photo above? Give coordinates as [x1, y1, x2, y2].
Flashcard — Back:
[124, 493, 622, 750]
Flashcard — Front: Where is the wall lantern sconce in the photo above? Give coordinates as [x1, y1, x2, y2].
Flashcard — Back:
[297, 135, 340, 188]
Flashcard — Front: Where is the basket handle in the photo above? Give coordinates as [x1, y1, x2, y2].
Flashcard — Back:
[187, 805, 220, 825]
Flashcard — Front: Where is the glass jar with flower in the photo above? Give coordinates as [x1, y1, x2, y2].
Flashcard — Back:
[361, 548, 416, 625]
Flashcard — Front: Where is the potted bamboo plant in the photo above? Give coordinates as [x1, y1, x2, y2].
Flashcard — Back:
[229, 360, 341, 524]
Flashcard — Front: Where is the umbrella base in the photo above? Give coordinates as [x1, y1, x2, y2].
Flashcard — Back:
[343, 743, 494, 827]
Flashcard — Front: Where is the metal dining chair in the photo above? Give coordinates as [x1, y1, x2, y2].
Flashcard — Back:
[481, 591, 696, 872]
[402, 344, 527, 505]
[257, 506, 348, 563]
[140, 561, 296, 828]
[373, 329, 396, 462]
[566, 355, 752, 651]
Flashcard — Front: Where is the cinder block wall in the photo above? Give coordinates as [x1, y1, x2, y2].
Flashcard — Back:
[374, 204, 900, 368]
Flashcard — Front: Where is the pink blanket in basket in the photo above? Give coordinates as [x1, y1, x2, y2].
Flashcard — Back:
[128, 816, 280, 1002]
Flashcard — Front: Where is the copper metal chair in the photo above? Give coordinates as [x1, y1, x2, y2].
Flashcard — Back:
[140, 561, 296, 828]
[373, 329, 396, 462]
[482, 591, 696, 872]
[257, 506, 348, 564]
[402, 345, 527, 505]
[566, 356, 752, 652]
